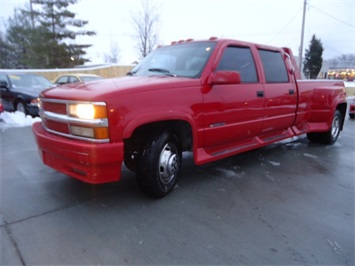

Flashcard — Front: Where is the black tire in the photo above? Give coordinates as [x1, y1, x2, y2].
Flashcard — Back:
[350, 113, 355, 119]
[124, 138, 139, 172]
[307, 110, 342, 144]
[306, 132, 321, 143]
[124, 151, 138, 172]
[136, 131, 181, 198]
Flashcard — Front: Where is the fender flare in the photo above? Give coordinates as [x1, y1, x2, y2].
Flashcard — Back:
[122, 109, 197, 140]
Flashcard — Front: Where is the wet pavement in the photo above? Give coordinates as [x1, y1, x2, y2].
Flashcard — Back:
[0, 118, 354, 265]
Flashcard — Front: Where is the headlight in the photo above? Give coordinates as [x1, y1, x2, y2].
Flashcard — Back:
[68, 103, 107, 120]
[30, 98, 40, 106]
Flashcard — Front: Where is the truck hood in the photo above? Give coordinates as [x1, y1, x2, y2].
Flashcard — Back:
[41, 76, 201, 101]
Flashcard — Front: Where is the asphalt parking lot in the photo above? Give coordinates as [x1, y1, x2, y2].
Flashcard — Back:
[0, 118, 354, 265]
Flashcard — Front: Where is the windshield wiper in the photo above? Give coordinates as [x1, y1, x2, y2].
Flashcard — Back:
[148, 68, 177, 77]
[127, 71, 137, 76]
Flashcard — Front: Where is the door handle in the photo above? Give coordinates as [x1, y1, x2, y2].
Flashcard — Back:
[289, 89, 295, 95]
[257, 91, 264, 97]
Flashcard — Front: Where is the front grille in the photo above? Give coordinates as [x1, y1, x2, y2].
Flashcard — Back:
[39, 98, 109, 143]
[43, 119, 70, 134]
[42, 101, 67, 114]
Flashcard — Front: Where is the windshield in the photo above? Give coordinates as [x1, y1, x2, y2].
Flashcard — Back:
[130, 41, 216, 78]
[9, 74, 53, 90]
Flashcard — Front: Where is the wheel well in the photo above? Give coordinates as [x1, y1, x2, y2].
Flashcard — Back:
[14, 98, 25, 108]
[125, 120, 193, 152]
[337, 103, 347, 130]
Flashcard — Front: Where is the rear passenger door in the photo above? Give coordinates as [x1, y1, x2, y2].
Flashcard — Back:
[258, 49, 297, 134]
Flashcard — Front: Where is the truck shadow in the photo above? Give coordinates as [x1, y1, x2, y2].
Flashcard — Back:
[48, 132, 346, 208]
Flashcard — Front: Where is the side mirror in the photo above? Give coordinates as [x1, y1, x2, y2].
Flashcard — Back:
[209, 71, 241, 85]
[0, 81, 9, 89]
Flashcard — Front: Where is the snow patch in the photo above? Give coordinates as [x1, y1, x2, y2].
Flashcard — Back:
[284, 142, 303, 149]
[277, 136, 300, 144]
[216, 168, 238, 178]
[303, 153, 318, 159]
[326, 239, 342, 254]
[0, 111, 41, 130]
[216, 167, 247, 180]
[267, 160, 280, 166]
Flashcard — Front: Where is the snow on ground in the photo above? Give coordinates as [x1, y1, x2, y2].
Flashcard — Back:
[344, 81, 355, 88]
[0, 111, 41, 130]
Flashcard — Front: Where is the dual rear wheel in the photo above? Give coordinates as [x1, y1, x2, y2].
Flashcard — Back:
[307, 110, 342, 144]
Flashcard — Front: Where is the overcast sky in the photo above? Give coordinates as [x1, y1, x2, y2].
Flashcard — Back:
[1, 0, 354, 65]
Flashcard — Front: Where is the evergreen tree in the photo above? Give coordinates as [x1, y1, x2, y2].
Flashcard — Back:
[0, 31, 16, 68]
[303, 34, 324, 79]
[5, 7, 53, 68]
[29, 0, 96, 68]
[3, 0, 95, 69]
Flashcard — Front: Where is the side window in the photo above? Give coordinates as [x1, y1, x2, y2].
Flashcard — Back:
[0, 74, 7, 84]
[217, 46, 258, 83]
[0, 74, 9, 90]
[258, 50, 289, 83]
[57, 76, 68, 84]
[69, 76, 79, 83]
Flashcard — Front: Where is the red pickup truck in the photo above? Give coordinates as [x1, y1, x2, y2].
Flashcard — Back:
[32, 38, 347, 198]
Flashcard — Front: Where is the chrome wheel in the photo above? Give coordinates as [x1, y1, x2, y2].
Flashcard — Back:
[331, 114, 340, 140]
[324, 110, 342, 144]
[136, 131, 181, 198]
[16, 102, 26, 114]
[159, 143, 180, 185]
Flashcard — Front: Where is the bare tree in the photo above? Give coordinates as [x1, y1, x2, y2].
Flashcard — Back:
[329, 54, 355, 68]
[103, 42, 121, 63]
[130, 0, 161, 59]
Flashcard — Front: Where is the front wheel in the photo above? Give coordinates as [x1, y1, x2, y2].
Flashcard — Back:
[307, 110, 342, 144]
[16, 101, 27, 115]
[136, 131, 181, 198]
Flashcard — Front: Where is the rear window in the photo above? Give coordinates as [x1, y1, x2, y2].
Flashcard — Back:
[258, 50, 289, 83]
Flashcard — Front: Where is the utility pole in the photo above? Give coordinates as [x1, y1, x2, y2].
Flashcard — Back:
[298, 0, 307, 73]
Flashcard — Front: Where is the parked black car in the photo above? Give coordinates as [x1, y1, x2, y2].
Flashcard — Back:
[0, 73, 54, 116]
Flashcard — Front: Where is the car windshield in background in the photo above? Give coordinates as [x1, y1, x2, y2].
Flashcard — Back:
[9, 74, 53, 89]
[130, 41, 217, 78]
